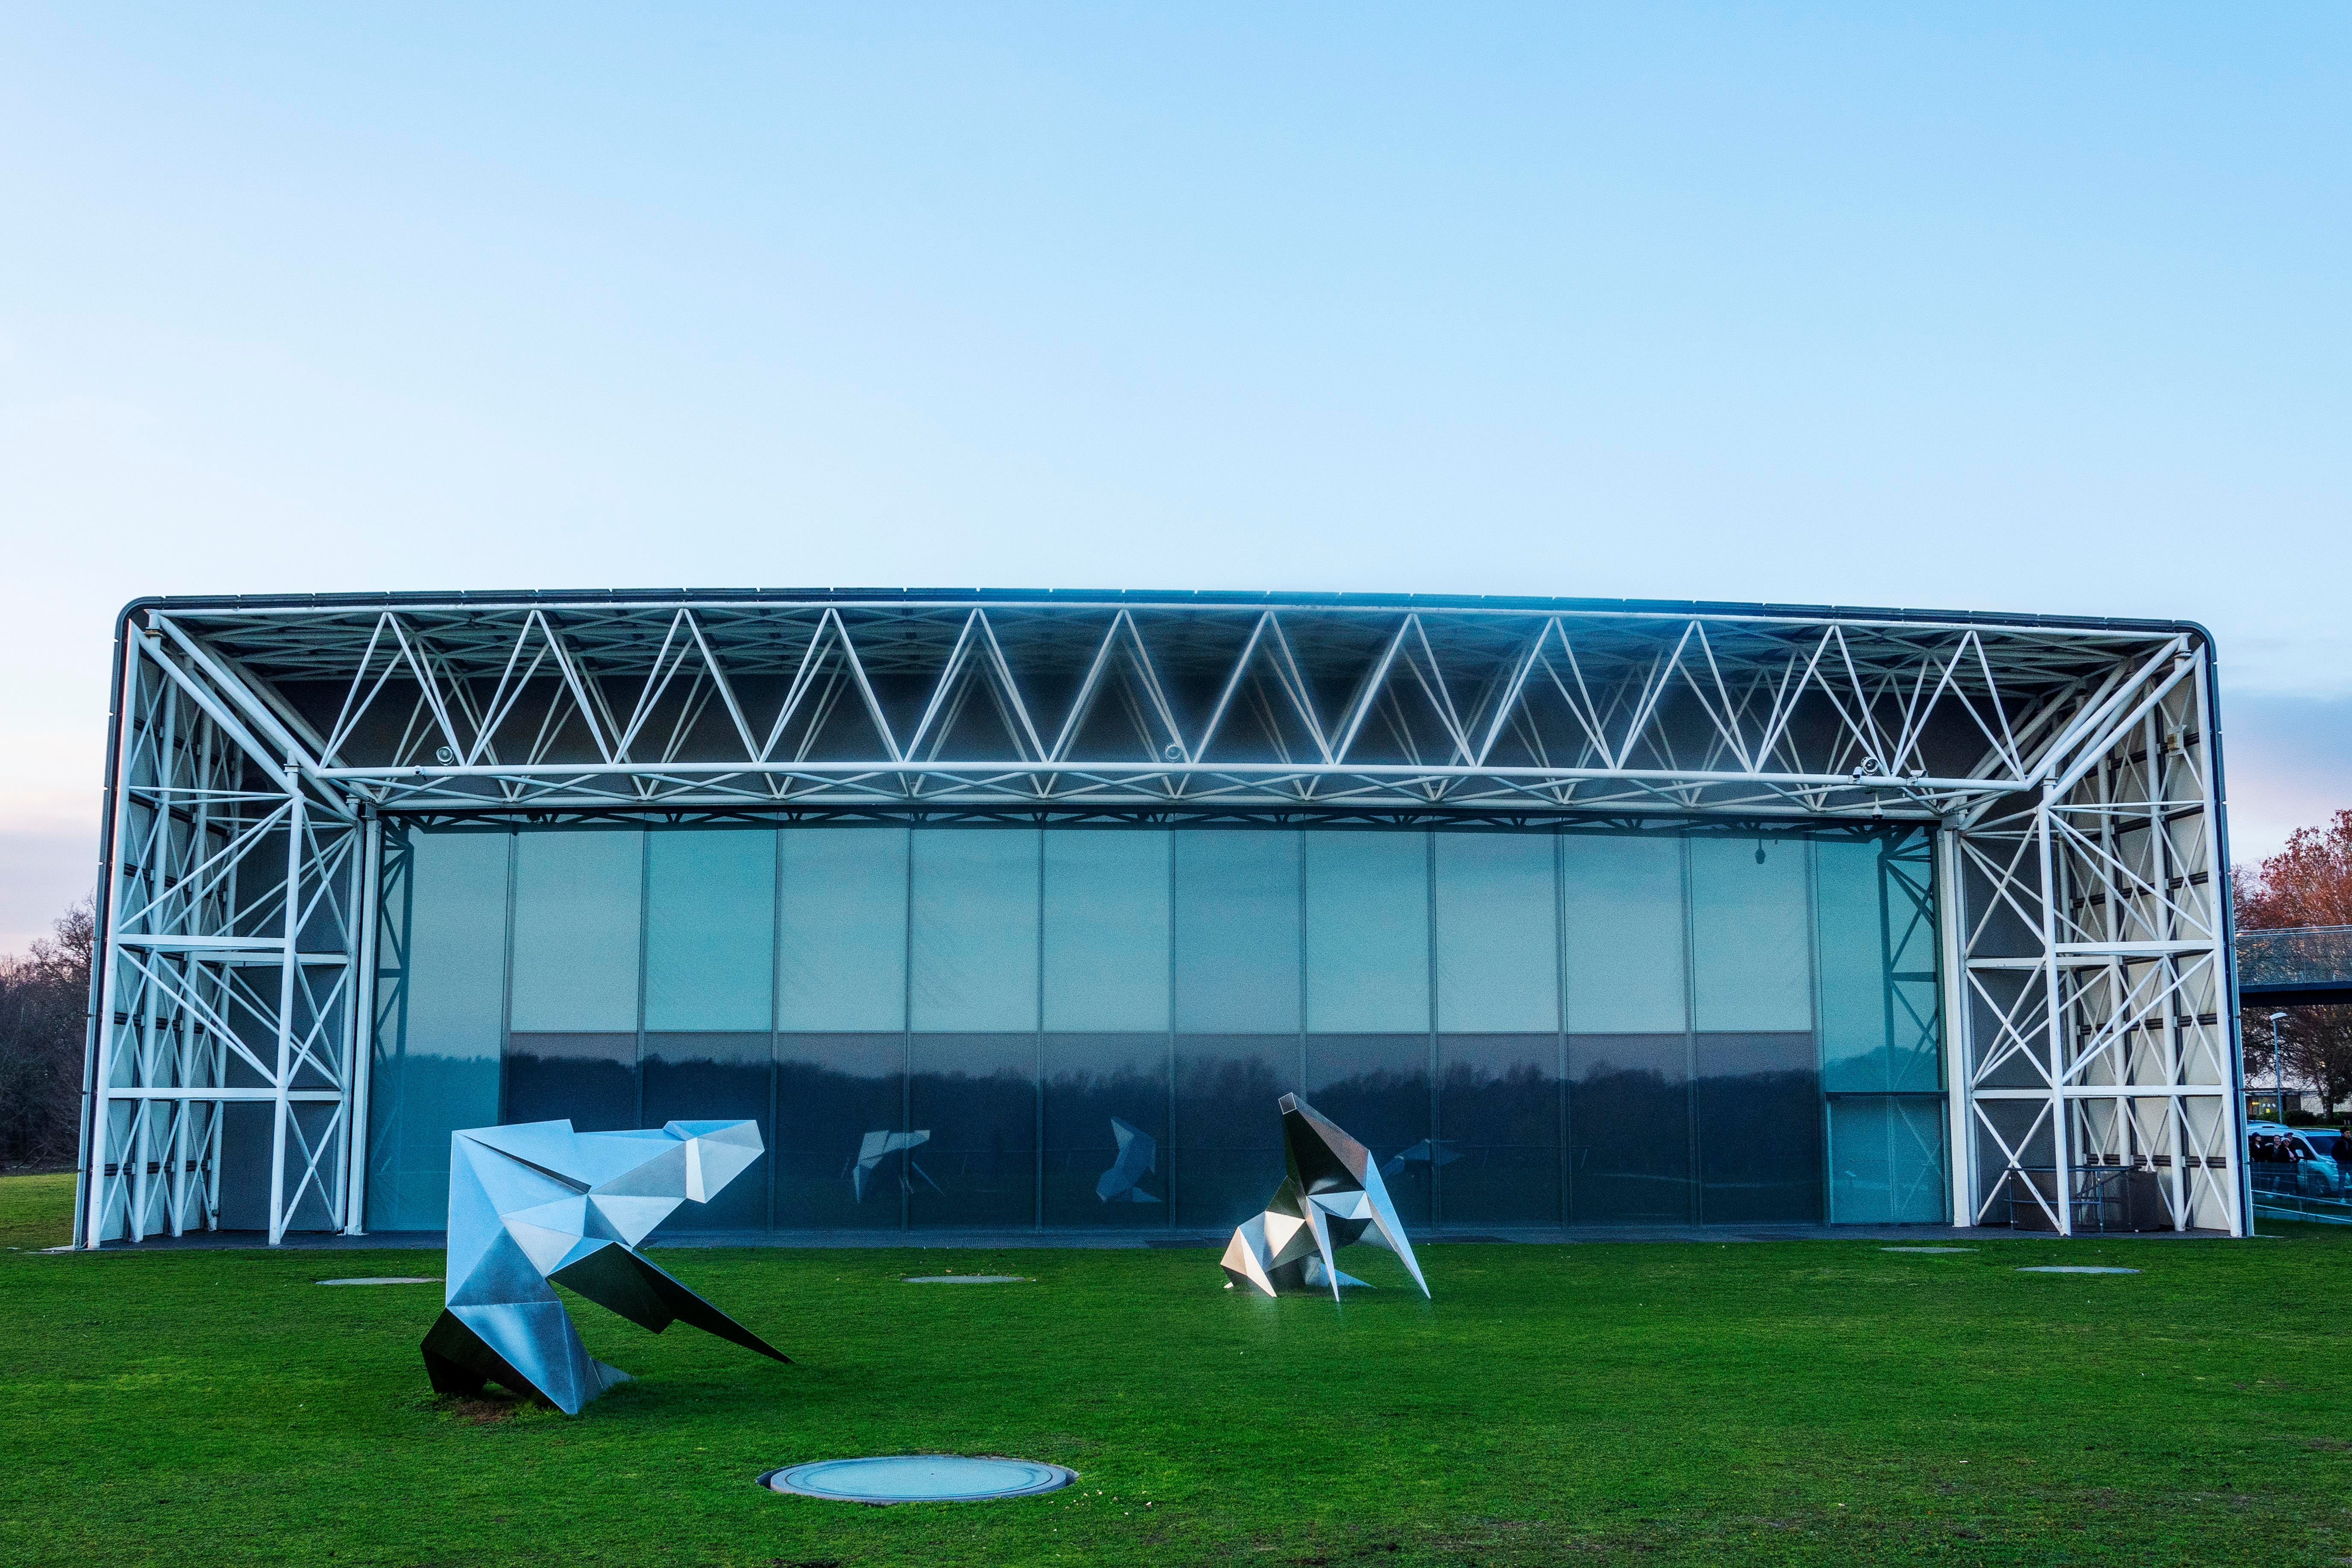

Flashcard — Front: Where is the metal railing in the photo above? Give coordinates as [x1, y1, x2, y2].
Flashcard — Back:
[2236, 926, 2352, 992]
[2251, 1164, 2352, 1226]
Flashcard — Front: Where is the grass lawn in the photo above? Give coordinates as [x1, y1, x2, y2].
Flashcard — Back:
[2, 1174, 2347, 1567]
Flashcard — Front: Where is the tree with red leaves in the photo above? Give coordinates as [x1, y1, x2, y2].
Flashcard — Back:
[2234, 810, 2352, 1117]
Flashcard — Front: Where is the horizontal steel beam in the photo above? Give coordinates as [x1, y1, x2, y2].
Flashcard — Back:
[92, 1088, 346, 1102]
[322, 759, 2016, 788]
[2238, 981, 2352, 1006]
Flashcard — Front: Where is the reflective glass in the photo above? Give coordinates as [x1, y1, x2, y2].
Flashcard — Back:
[1817, 831, 1941, 1093]
[1307, 1034, 1432, 1225]
[910, 830, 1039, 1033]
[1434, 833, 1559, 1033]
[779, 828, 907, 1032]
[1042, 1033, 1170, 1225]
[1305, 833, 1430, 1032]
[504, 1033, 638, 1131]
[1437, 1034, 1561, 1225]
[368, 819, 1948, 1235]
[1173, 832, 1301, 1033]
[645, 830, 775, 1032]
[366, 829, 507, 1231]
[1695, 1032, 1821, 1223]
[774, 1033, 906, 1230]
[1828, 1095, 1948, 1223]
[644, 1032, 771, 1231]
[1042, 832, 1171, 1032]
[1562, 835, 1686, 1033]
[509, 831, 643, 1031]
[1568, 1032, 1691, 1223]
[909, 1033, 1038, 1227]
[1173, 1035, 1293, 1229]
[1688, 835, 1812, 1032]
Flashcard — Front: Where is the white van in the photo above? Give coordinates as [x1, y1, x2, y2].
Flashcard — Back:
[2247, 1122, 2346, 1198]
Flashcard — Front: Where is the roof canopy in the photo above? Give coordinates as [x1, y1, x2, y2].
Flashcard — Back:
[123, 590, 2203, 823]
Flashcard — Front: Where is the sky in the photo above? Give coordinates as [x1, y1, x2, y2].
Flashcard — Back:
[1, 4, 2346, 954]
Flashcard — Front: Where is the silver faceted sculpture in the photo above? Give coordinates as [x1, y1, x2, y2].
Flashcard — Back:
[421, 1119, 787, 1414]
[1220, 1094, 1430, 1301]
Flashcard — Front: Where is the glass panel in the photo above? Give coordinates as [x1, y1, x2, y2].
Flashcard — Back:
[509, 831, 643, 1032]
[1304, 833, 1430, 1032]
[1042, 1033, 1170, 1226]
[216, 1102, 273, 1231]
[1306, 1034, 1432, 1225]
[644, 1033, 771, 1231]
[910, 830, 1039, 1033]
[908, 1034, 1038, 1227]
[366, 829, 506, 1231]
[774, 1033, 906, 1230]
[1437, 1034, 1561, 1225]
[1828, 1096, 1949, 1223]
[1562, 835, 1685, 1033]
[504, 1033, 638, 1131]
[1173, 1035, 1293, 1229]
[1434, 833, 1559, 1033]
[1042, 832, 1171, 1032]
[1568, 1032, 1691, 1224]
[1172, 831, 1301, 1033]
[645, 830, 774, 1033]
[1695, 1032, 1821, 1223]
[1817, 831, 1941, 1093]
[1688, 835, 1812, 1032]
[778, 828, 907, 1032]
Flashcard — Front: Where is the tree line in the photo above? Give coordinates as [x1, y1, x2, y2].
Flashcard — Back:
[0, 900, 91, 1169]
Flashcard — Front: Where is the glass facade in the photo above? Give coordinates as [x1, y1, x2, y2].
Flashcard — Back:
[365, 821, 1947, 1233]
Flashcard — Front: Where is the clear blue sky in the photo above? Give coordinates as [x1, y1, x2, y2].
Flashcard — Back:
[2, 4, 2347, 950]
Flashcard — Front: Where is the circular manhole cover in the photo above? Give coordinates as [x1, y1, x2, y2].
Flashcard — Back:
[317, 1276, 440, 1285]
[2016, 1265, 2140, 1275]
[1881, 1247, 1974, 1254]
[760, 1455, 1074, 1504]
[901, 1275, 1030, 1284]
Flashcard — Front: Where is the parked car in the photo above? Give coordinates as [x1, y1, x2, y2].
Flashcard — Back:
[2246, 1122, 2346, 1198]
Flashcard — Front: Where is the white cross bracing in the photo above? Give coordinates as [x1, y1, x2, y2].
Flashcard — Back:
[75, 594, 2246, 1245]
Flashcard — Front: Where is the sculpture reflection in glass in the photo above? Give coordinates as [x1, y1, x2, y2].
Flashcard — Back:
[421, 1119, 788, 1414]
[848, 1128, 940, 1201]
[1219, 1094, 1431, 1301]
[1381, 1138, 1461, 1180]
[1096, 1117, 1161, 1204]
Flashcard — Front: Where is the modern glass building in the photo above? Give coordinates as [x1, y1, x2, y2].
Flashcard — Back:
[74, 591, 2247, 1246]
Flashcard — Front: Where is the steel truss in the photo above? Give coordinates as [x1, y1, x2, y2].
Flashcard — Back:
[76, 592, 2246, 1244]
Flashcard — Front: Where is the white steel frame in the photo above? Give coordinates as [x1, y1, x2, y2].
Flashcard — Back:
[74, 592, 2246, 1245]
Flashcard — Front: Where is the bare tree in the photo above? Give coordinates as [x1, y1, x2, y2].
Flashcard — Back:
[0, 900, 94, 1168]
[2234, 812, 2352, 1117]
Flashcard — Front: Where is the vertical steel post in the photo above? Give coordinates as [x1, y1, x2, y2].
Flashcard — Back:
[267, 761, 302, 1246]
[2192, 646, 2249, 1236]
[1936, 825, 1973, 1225]
[2038, 782, 2072, 1235]
[82, 635, 146, 1250]
[343, 811, 383, 1234]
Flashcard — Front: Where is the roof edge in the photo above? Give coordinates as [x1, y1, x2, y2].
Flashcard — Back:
[123, 586, 2214, 641]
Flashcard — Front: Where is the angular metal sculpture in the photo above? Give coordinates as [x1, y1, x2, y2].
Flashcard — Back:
[1096, 1117, 1161, 1204]
[422, 1119, 787, 1414]
[1220, 1094, 1430, 1301]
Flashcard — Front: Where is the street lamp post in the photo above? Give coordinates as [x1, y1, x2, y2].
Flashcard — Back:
[2269, 1011, 2291, 1122]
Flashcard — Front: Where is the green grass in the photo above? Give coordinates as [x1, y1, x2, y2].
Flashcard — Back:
[2, 1178, 2347, 1567]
